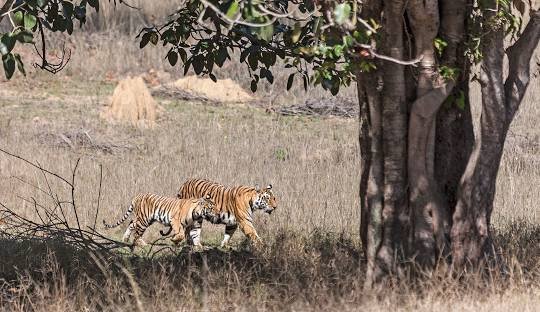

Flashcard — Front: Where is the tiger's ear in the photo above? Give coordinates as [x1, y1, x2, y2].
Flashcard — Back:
[255, 184, 261, 192]
[266, 184, 272, 190]
[204, 194, 211, 200]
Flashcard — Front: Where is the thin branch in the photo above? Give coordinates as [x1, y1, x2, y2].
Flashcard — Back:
[0, 148, 72, 186]
[0, 0, 15, 25]
[199, 0, 278, 27]
[92, 164, 103, 231]
[357, 43, 424, 65]
[504, 10, 540, 116]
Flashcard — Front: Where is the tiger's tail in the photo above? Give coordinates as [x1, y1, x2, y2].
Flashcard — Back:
[103, 203, 134, 228]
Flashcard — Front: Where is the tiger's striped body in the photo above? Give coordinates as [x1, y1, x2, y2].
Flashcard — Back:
[103, 193, 215, 249]
[175, 178, 277, 247]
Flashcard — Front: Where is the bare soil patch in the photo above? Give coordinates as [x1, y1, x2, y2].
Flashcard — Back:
[154, 75, 254, 104]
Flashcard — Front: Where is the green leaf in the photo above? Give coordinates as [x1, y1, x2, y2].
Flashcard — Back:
[2, 53, 16, 79]
[248, 52, 258, 70]
[37, 0, 49, 8]
[261, 68, 273, 84]
[216, 47, 228, 67]
[65, 19, 73, 34]
[240, 49, 249, 63]
[13, 12, 24, 26]
[291, 23, 302, 43]
[456, 91, 466, 110]
[25, 0, 38, 7]
[286, 73, 295, 90]
[14, 53, 25, 76]
[334, 3, 351, 25]
[88, 0, 99, 12]
[74, 5, 86, 20]
[150, 32, 159, 45]
[261, 51, 276, 67]
[62, 1, 74, 18]
[0, 34, 16, 55]
[206, 54, 214, 73]
[226, 0, 239, 19]
[24, 14, 37, 30]
[167, 50, 178, 66]
[183, 58, 192, 75]
[192, 55, 204, 74]
[333, 45, 344, 57]
[250, 79, 257, 92]
[16, 31, 34, 43]
[53, 18, 66, 31]
[257, 24, 274, 42]
[178, 49, 187, 63]
[140, 32, 151, 48]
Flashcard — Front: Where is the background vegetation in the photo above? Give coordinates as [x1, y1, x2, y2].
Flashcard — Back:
[0, 1, 539, 310]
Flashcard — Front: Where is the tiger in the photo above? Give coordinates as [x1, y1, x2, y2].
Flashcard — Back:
[163, 178, 277, 248]
[103, 193, 216, 250]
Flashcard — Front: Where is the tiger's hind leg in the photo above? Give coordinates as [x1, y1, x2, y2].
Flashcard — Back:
[130, 222, 148, 251]
[221, 224, 237, 248]
[122, 221, 134, 243]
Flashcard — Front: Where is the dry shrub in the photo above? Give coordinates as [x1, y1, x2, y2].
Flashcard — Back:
[101, 76, 162, 127]
[162, 76, 255, 103]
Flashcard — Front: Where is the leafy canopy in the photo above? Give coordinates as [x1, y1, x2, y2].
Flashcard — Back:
[0, 0, 99, 79]
[1, 0, 533, 94]
[137, 0, 380, 95]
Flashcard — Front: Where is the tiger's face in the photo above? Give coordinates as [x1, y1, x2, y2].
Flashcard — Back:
[254, 184, 277, 214]
[194, 194, 217, 221]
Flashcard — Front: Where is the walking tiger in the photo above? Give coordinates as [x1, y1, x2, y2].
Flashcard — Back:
[162, 178, 277, 248]
[103, 193, 216, 250]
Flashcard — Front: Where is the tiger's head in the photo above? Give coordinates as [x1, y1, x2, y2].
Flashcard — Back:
[194, 194, 217, 221]
[253, 184, 277, 215]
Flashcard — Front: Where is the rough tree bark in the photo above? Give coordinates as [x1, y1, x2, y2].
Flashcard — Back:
[436, 0, 475, 215]
[358, 0, 540, 286]
[451, 8, 540, 268]
[407, 0, 452, 266]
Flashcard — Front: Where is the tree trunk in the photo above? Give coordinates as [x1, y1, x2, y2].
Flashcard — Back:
[358, 1, 540, 285]
[451, 8, 540, 268]
[435, 0, 474, 215]
[359, 0, 409, 288]
[407, 0, 452, 266]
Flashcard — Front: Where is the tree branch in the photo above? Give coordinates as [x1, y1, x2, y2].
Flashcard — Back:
[504, 10, 540, 118]
[0, 0, 15, 25]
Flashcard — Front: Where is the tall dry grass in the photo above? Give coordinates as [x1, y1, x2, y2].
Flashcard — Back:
[0, 1, 539, 310]
[0, 76, 539, 310]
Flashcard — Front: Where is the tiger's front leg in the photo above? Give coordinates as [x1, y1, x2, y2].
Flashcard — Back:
[238, 222, 262, 246]
[186, 220, 203, 247]
[170, 219, 185, 245]
[221, 224, 237, 248]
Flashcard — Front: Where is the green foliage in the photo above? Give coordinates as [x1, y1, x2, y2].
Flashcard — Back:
[464, 0, 525, 64]
[433, 38, 447, 57]
[333, 3, 351, 26]
[0, 0, 99, 79]
[443, 90, 467, 111]
[274, 147, 288, 161]
[138, 0, 377, 95]
[439, 65, 460, 81]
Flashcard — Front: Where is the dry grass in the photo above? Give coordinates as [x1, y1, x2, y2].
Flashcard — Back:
[0, 2, 539, 310]
[0, 75, 539, 311]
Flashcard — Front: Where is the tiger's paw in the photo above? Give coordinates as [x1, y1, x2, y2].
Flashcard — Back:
[251, 238, 265, 252]
[191, 244, 205, 252]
